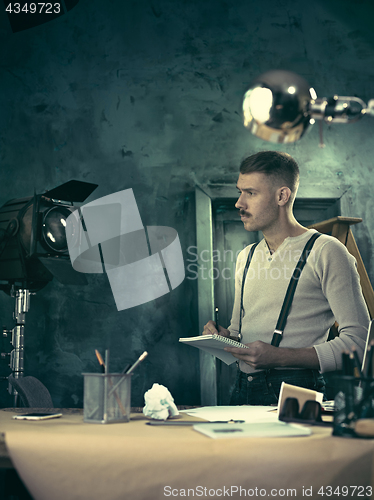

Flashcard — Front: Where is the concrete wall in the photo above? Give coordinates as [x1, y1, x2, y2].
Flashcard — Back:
[0, 0, 373, 408]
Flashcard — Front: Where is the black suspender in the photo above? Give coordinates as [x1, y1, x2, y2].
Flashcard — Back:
[238, 233, 321, 346]
[271, 232, 321, 346]
[238, 242, 259, 341]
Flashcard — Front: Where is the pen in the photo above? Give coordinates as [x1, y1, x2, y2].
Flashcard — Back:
[125, 351, 148, 374]
[146, 419, 245, 426]
[104, 349, 110, 375]
[215, 307, 219, 333]
[121, 363, 131, 374]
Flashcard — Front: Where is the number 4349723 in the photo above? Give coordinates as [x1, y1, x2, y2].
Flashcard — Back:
[317, 485, 372, 497]
[5, 3, 62, 14]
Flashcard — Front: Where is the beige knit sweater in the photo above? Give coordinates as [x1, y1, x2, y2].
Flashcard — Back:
[228, 229, 370, 374]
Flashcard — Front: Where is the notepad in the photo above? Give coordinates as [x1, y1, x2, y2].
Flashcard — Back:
[193, 422, 312, 439]
[179, 334, 249, 365]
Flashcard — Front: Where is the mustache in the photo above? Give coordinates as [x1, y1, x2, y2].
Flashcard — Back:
[239, 209, 251, 217]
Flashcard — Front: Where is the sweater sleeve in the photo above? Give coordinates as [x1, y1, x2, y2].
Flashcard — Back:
[313, 238, 370, 373]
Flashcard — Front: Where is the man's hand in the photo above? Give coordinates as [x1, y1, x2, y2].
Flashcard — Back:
[202, 320, 230, 337]
[224, 341, 320, 370]
[224, 341, 280, 370]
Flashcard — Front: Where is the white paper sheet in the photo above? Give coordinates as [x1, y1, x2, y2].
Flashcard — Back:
[180, 405, 278, 423]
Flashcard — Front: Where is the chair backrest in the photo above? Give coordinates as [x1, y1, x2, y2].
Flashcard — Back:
[309, 216, 374, 319]
[8, 375, 54, 408]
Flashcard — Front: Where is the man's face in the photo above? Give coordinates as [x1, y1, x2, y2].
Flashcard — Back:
[235, 172, 280, 233]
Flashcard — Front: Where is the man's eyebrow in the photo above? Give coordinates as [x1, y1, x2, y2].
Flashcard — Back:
[236, 186, 258, 192]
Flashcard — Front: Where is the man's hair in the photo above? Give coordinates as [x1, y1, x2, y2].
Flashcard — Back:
[239, 151, 300, 200]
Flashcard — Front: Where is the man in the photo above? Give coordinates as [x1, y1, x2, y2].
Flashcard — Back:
[203, 151, 370, 405]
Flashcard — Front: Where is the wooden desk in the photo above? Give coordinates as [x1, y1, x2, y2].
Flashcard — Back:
[0, 408, 373, 500]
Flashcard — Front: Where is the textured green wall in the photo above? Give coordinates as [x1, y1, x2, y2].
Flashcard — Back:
[0, 0, 373, 408]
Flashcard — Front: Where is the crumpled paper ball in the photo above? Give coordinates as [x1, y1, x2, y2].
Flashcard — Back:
[143, 383, 179, 420]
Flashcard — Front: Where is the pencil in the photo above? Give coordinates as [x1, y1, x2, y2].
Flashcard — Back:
[94, 349, 127, 417]
[125, 351, 148, 374]
[95, 349, 105, 373]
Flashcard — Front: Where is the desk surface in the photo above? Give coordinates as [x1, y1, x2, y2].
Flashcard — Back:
[1, 408, 374, 500]
[0, 407, 83, 469]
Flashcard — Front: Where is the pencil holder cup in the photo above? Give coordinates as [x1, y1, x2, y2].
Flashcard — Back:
[333, 376, 374, 437]
[83, 373, 132, 424]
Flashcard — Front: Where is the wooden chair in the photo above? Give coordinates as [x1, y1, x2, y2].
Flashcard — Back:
[308, 217, 374, 337]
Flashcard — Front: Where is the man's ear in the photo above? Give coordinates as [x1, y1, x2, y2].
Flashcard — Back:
[277, 186, 292, 206]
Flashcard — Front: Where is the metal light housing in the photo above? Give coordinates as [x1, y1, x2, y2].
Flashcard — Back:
[0, 180, 97, 291]
[243, 69, 374, 144]
[242, 70, 316, 144]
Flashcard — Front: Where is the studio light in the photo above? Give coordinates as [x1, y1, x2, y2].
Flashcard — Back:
[242, 70, 374, 143]
[0, 179, 97, 291]
[0, 179, 97, 404]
